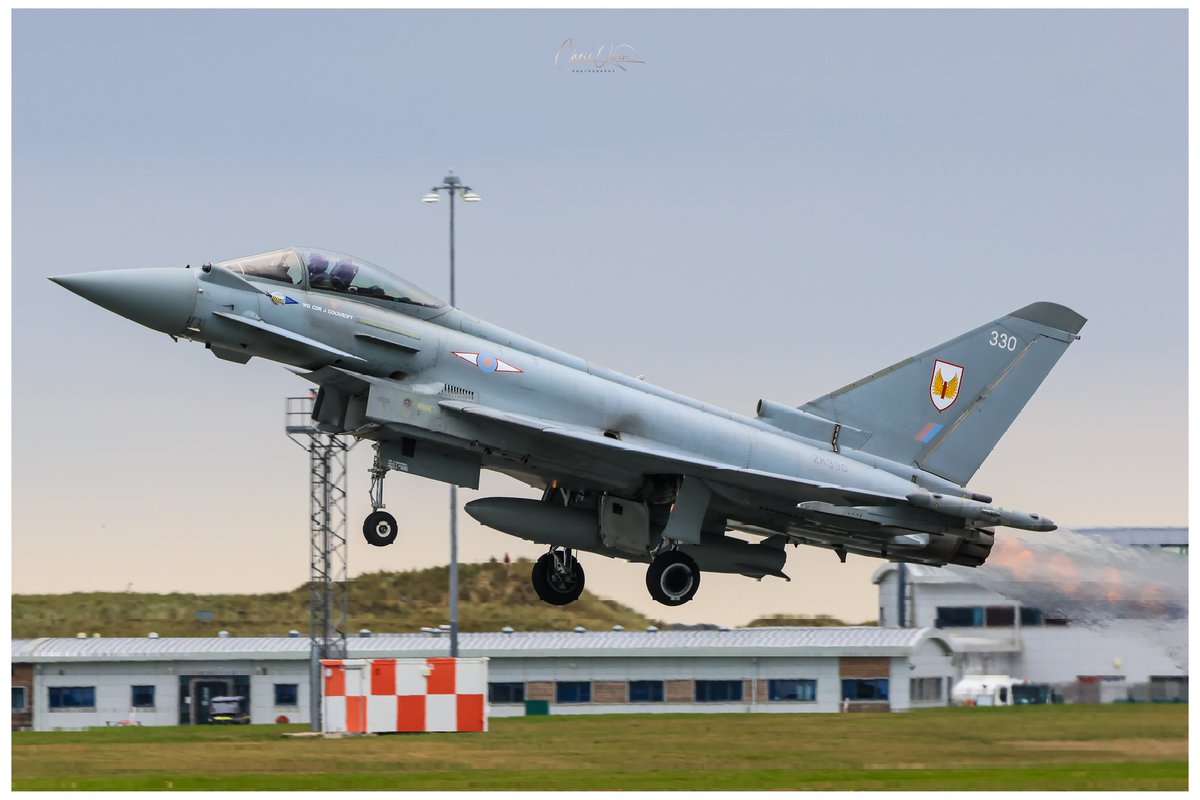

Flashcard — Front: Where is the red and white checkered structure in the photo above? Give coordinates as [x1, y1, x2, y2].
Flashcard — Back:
[320, 657, 488, 733]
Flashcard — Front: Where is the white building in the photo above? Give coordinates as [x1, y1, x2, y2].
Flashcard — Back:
[873, 563, 1187, 686]
[12, 627, 956, 730]
[11, 528, 1186, 730]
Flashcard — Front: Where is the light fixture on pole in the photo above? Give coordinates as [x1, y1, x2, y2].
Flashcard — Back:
[422, 169, 480, 659]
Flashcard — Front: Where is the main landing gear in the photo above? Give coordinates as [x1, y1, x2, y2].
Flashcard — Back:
[531, 548, 586, 606]
[646, 549, 701, 606]
[528, 547, 702, 607]
[363, 444, 398, 547]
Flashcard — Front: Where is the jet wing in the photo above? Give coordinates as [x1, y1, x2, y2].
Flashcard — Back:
[438, 401, 907, 508]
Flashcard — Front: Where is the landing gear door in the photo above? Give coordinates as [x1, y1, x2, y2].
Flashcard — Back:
[378, 438, 481, 490]
[312, 385, 367, 432]
[599, 496, 651, 556]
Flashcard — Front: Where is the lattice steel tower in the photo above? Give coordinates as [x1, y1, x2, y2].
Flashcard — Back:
[286, 394, 350, 731]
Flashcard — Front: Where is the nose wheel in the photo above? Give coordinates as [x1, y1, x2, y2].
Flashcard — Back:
[646, 550, 701, 606]
[362, 443, 398, 547]
[363, 510, 398, 547]
[531, 550, 585, 605]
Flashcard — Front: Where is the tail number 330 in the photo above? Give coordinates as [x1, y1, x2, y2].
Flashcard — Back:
[989, 331, 1018, 351]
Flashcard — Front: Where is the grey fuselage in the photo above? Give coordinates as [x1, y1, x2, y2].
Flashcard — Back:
[189, 266, 962, 510]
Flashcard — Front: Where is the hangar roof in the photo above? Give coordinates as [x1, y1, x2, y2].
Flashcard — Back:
[1076, 527, 1187, 547]
[870, 563, 970, 585]
[12, 627, 951, 662]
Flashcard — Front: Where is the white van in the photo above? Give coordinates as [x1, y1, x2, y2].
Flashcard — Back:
[951, 675, 1053, 706]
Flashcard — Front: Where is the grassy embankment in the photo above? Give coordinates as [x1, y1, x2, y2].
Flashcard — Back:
[12, 559, 658, 638]
[14, 560, 868, 639]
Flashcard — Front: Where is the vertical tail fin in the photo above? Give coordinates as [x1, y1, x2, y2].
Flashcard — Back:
[801, 302, 1086, 486]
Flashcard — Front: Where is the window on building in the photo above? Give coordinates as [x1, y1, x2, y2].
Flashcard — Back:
[49, 686, 96, 710]
[12, 686, 27, 711]
[768, 679, 816, 702]
[985, 606, 1016, 627]
[1020, 607, 1044, 626]
[488, 682, 525, 704]
[936, 606, 983, 627]
[841, 679, 889, 701]
[555, 682, 591, 703]
[629, 680, 664, 703]
[910, 677, 942, 702]
[131, 685, 156, 708]
[695, 680, 743, 703]
[274, 684, 299, 706]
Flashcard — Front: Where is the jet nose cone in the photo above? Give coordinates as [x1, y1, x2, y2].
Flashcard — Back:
[50, 267, 198, 336]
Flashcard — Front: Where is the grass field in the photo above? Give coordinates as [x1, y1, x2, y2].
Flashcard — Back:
[11, 704, 1186, 791]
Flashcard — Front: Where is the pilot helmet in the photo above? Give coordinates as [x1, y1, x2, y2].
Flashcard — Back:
[307, 252, 329, 275]
[331, 258, 358, 289]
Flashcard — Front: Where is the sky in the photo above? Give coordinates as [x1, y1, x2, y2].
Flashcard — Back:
[11, 10, 1187, 627]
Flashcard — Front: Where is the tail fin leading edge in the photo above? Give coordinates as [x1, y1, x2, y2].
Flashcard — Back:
[800, 302, 1086, 486]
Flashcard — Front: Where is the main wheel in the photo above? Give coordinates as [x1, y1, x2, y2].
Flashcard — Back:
[362, 510, 398, 547]
[646, 550, 701, 606]
[531, 552, 585, 605]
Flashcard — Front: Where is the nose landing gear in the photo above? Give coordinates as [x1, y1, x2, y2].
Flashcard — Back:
[531, 549, 586, 606]
[362, 444, 398, 547]
[363, 510, 398, 547]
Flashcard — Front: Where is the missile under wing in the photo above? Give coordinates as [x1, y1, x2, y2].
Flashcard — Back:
[52, 247, 1085, 606]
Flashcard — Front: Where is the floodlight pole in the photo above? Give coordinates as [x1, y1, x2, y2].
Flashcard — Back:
[423, 171, 480, 659]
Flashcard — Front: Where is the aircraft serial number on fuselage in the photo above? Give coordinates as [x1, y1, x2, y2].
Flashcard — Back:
[813, 454, 849, 473]
[301, 302, 354, 320]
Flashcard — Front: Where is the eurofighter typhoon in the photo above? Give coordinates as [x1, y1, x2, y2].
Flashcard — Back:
[52, 249, 1085, 606]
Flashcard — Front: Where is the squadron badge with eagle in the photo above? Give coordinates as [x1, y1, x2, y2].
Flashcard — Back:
[930, 359, 965, 412]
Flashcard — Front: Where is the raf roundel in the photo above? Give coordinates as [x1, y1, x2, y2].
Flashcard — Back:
[452, 351, 523, 374]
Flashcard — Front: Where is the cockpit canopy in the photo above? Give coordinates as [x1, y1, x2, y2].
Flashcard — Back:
[217, 247, 445, 309]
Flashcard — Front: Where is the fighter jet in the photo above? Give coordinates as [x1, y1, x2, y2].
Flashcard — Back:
[51, 248, 1085, 606]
